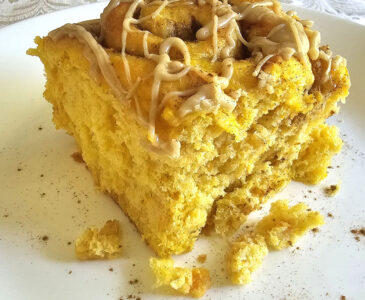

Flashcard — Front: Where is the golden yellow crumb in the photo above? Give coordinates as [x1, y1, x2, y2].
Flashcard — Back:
[324, 183, 341, 197]
[75, 219, 122, 260]
[227, 234, 268, 285]
[149, 257, 211, 298]
[256, 200, 324, 250]
[227, 199, 324, 285]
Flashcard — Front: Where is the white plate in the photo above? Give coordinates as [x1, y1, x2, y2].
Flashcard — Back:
[1, 3, 364, 300]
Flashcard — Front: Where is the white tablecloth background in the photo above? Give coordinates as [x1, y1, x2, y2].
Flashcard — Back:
[1, 0, 365, 27]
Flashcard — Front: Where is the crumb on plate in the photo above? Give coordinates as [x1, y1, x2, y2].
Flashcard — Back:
[149, 257, 210, 298]
[227, 199, 324, 284]
[75, 219, 121, 260]
[228, 234, 268, 285]
[256, 200, 324, 250]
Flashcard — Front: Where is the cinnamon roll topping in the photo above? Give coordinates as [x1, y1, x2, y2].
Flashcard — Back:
[48, 0, 344, 158]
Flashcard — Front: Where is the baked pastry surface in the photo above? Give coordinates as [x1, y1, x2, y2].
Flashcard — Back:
[28, 0, 350, 257]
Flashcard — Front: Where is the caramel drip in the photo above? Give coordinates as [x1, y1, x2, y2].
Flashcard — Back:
[159, 88, 197, 111]
[212, 15, 219, 62]
[307, 29, 320, 60]
[178, 58, 236, 117]
[236, 1, 279, 25]
[252, 54, 274, 77]
[257, 71, 274, 94]
[318, 49, 333, 84]
[197, 0, 322, 74]
[148, 37, 191, 141]
[178, 83, 216, 117]
[220, 57, 234, 87]
[49, 23, 126, 98]
[196, 11, 236, 41]
[121, 0, 143, 86]
[237, 4, 310, 65]
[127, 76, 142, 99]
[178, 82, 236, 117]
[221, 21, 236, 59]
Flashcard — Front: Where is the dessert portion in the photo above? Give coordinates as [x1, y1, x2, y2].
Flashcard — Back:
[28, 0, 350, 257]
[75, 219, 122, 260]
[149, 257, 211, 298]
[228, 200, 324, 285]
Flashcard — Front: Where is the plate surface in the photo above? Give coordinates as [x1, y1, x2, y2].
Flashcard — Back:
[0, 3, 364, 300]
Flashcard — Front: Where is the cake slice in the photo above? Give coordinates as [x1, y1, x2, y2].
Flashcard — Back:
[28, 0, 350, 257]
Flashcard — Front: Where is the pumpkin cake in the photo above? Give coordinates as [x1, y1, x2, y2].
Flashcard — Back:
[28, 0, 350, 257]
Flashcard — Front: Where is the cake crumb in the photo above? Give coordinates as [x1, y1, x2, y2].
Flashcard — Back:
[341, 296, 346, 300]
[109, 267, 113, 272]
[327, 213, 333, 218]
[227, 200, 323, 285]
[41, 235, 49, 242]
[38, 126, 43, 130]
[324, 183, 340, 197]
[71, 152, 84, 163]
[256, 200, 324, 250]
[197, 254, 207, 264]
[68, 270, 72, 274]
[75, 219, 122, 260]
[150, 257, 211, 298]
[228, 234, 268, 285]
